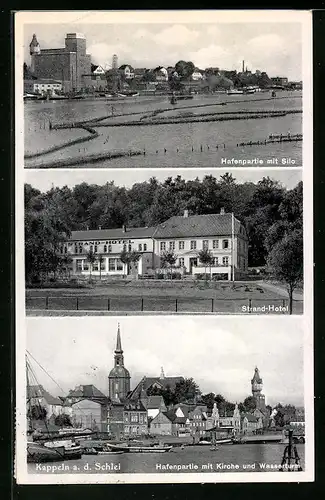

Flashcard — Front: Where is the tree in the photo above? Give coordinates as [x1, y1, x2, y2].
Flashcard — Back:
[198, 248, 214, 280]
[119, 248, 131, 278]
[129, 250, 141, 279]
[241, 396, 257, 413]
[86, 249, 96, 281]
[98, 254, 105, 281]
[54, 414, 72, 427]
[267, 229, 303, 314]
[28, 405, 47, 421]
[160, 250, 177, 279]
[173, 378, 201, 403]
[175, 61, 195, 80]
[200, 392, 217, 409]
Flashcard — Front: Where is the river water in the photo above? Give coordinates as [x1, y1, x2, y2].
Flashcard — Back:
[28, 443, 305, 474]
[24, 92, 302, 168]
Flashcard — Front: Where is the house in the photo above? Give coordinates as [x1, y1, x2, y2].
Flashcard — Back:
[191, 69, 205, 81]
[142, 395, 167, 419]
[153, 210, 248, 279]
[61, 209, 248, 280]
[26, 79, 63, 95]
[123, 400, 148, 436]
[65, 384, 108, 405]
[153, 66, 168, 82]
[119, 65, 135, 79]
[241, 413, 263, 434]
[128, 369, 184, 400]
[149, 410, 174, 435]
[62, 225, 157, 277]
[27, 385, 64, 417]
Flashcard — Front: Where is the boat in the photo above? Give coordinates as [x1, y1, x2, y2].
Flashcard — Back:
[82, 447, 99, 455]
[23, 93, 39, 100]
[108, 442, 173, 453]
[227, 89, 244, 95]
[117, 91, 139, 98]
[97, 450, 124, 455]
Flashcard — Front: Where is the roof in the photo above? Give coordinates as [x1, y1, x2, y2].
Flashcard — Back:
[119, 64, 134, 71]
[241, 413, 259, 423]
[128, 376, 184, 401]
[124, 400, 146, 412]
[67, 384, 106, 400]
[153, 213, 243, 239]
[251, 367, 263, 385]
[146, 395, 166, 409]
[69, 226, 156, 241]
[109, 366, 130, 378]
[28, 385, 63, 406]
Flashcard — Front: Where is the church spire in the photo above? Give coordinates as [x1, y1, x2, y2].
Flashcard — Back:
[115, 323, 122, 353]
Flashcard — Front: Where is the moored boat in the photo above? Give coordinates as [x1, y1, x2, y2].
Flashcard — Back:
[108, 442, 173, 453]
[227, 89, 244, 95]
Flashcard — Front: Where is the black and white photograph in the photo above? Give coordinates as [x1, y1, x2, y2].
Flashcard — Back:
[25, 169, 303, 316]
[14, 10, 313, 486]
[21, 14, 304, 169]
[21, 316, 309, 482]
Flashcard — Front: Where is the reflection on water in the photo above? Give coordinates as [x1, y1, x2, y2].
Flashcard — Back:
[28, 443, 305, 474]
[25, 92, 302, 168]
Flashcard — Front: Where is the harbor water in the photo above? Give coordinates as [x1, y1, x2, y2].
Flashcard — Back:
[24, 92, 302, 168]
[28, 443, 305, 474]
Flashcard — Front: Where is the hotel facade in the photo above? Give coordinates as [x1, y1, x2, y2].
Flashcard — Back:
[59, 210, 249, 280]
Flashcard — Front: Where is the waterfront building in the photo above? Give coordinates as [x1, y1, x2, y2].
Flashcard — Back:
[153, 66, 169, 82]
[191, 69, 205, 81]
[271, 76, 289, 87]
[61, 209, 248, 280]
[29, 32, 92, 93]
[24, 78, 63, 95]
[119, 65, 135, 80]
[128, 368, 184, 401]
[241, 412, 263, 434]
[123, 400, 148, 437]
[27, 384, 64, 417]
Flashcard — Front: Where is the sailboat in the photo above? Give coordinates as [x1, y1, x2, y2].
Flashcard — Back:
[26, 352, 83, 463]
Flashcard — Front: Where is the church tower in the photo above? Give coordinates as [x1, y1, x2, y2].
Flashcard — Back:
[108, 324, 131, 403]
[251, 366, 266, 412]
[29, 34, 40, 73]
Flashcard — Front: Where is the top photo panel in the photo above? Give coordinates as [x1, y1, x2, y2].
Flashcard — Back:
[18, 11, 310, 169]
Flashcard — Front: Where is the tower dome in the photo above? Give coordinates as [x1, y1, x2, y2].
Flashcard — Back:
[29, 34, 40, 55]
[108, 324, 130, 402]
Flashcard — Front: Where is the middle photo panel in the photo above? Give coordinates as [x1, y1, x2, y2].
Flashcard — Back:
[25, 168, 303, 317]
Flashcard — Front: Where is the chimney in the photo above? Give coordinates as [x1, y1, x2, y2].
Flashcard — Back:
[242, 60, 245, 73]
[122, 224, 127, 233]
[183, 209, 189, 218]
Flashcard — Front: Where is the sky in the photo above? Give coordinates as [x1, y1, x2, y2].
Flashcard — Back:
[23, 21, 302, 80]
[24, 168, 302, 193]
[26, 316, 304, 407]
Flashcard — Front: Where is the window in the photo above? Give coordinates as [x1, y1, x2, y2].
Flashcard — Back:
[160, 242, 166, 252]
[93, 261, 99, 271]
[83, 262, 89, 271]
[76, 259, 83, 271]
[169, 241, 175, 251]
[100, 260, 105, 271]
[79, 246, 83, 254]
[64, 246, 67, 254]
[222, 256, 229, 266]
[90, 245, 93, 252]
[128, 244, 132, 252]
[104, 245, 107, 253]
[108, 258, 116, 271]
[94, 245, 98, 253]
[190, 241, 197, 250]
[222, 239, 229, 249]
[143, 243, 147, 251]
[116, 259, 123, 271]
[138, 244, 142, 251]
[131, 414, 138, 422]
[212, 257, 219, 266]
[203, 240, 209, 249]
[213, 240, 219, 249]
[179, 258, 185, 267]
[179, 241, 185, 250]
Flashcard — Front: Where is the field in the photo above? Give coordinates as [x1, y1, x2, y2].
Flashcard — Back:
[26, 280, 303, 315]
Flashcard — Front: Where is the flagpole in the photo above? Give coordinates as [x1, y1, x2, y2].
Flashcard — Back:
[231, 212, 235, 283]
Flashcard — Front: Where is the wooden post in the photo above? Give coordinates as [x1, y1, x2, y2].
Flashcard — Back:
[211, 298, 214, 312]
[76, 297, 79, 310]
[141, 298, 144, 312]
[45, 296, 49, 310]
[282, 299, 286, 310]
[175, 299, 178, 312]
[107, 298, 110, 311]
[248, 298, 252, 313]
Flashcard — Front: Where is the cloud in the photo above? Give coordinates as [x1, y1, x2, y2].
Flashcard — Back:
[189, 44, 230, 69]
[153, 24, 199, 46]
[246, 34, 284, 54]
[87, 42, 125, 66]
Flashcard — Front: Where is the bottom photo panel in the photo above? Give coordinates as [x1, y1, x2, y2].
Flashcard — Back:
[17, 316, 313, 483]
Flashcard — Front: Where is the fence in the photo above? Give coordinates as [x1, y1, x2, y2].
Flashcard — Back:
[26, 295, 303, 314]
